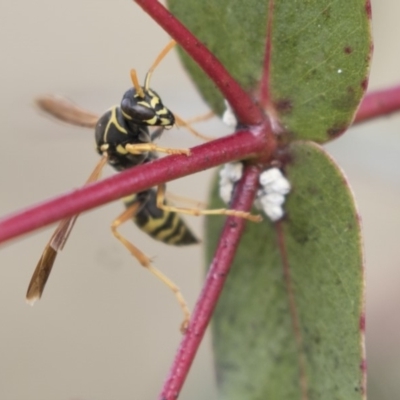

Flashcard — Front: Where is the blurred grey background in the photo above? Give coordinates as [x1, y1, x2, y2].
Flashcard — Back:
[0, 1, 399, 399]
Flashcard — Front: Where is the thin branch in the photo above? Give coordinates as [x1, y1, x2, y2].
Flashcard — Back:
[134, 0, 264, 126]
[354, 85, 400, 124]
[0, 130, 268, 245]
[159, 164, 262, 400]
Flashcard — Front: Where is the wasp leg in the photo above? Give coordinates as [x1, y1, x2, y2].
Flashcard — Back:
[156, 183, 263, 223]
[125, 143, 191, 156]
[174, 113, 216, 141]
[165, 191, 206, 209]
[111, 202, 191, 333]
[150, 126, 165, 141]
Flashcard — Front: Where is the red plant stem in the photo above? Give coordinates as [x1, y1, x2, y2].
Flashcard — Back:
[159, 164, 262, 400]
[354, 85, 400, 124]
[134, 0, 264, 126]
[0, 130, 268, 245]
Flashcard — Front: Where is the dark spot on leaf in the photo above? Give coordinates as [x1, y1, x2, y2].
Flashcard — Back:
[274, 98, 293, 115]
[282, 132, 295, 144]
[332, 86, 359, 112]
[355, 384, 366, 395]
[327, 125, 346, 139]
[365, 0, 372, 18]
[288, 214, 319, 244]
[359, 313, 366, 331]
[344, 46, 353, 54]
[369, 42, 374, 60]
[322, 5, 331, 19]
[278, 130, 297, 145]
[361, 78, 369, 91]
[360, 383, 366, 395]
[274, 146, 293, 166]
[356, 212, 363, 226]
[289, 227, 309, 245]
[347, 86, 355, 95]
[307, 186, 319, 196]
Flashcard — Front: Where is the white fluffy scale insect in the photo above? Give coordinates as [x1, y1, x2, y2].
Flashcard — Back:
[218, 163, 291, 222]
[219, 101, 291, 222]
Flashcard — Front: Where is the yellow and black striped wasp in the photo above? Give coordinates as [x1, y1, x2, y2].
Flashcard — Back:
[27, 40, 261, 331]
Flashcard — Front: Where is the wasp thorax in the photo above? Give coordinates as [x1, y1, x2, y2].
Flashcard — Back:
[120, 87, 175, 128]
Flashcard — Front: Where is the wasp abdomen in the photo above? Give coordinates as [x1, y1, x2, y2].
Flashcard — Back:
[124, 190, 199, 246]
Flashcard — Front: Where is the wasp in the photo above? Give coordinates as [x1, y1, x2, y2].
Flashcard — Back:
[27, 40, 261, 331]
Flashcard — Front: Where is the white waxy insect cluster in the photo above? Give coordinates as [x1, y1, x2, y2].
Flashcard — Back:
[219, 162, 243, 204]
[218, 162, 291, 222]
[222, 100, 238, 128]
[255, 167, 291, 221]
[219, 100, 291, 222]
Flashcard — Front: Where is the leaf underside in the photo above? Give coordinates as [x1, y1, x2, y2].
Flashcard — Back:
[205, 142, 365, 400]
[167, 0, 369, 398]
[168, 0, 372, 143]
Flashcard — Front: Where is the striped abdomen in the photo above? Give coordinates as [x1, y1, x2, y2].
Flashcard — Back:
[123, 189, 199, 246]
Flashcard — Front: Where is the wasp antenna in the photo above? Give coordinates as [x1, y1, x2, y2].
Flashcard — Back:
[144, 39, 176, 90]
[130, 69, 145, 98]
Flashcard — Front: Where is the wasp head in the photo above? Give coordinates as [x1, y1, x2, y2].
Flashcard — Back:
[120, 87, 175, 128]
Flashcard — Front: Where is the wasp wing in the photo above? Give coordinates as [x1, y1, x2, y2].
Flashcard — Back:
[26, 156, 108, 304]
[26, 217, 75, 304]
[36, 95, 99, 128]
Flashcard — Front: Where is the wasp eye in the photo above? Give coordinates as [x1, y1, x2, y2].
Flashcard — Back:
[121, 96, 156, 122]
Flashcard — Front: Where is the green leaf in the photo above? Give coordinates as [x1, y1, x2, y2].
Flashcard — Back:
[167, 0, 372, 142]
[205, 142, 365, 399]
